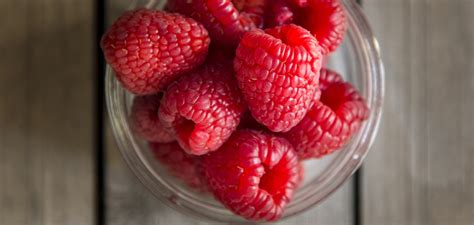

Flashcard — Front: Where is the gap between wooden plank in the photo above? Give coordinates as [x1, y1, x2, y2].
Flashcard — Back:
[95, 0, 107, 225]
[353, 1, 363, 225]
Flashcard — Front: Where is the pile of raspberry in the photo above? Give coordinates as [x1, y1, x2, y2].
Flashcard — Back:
[101, 0, 369, 221]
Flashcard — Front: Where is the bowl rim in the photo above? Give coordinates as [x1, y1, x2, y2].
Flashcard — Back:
[105, 0, 385, 222]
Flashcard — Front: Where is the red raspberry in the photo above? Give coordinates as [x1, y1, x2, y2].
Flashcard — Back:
[294, 0, 347, 55]
[159, 63, 246, 155]
[166, 0, 265, 47]
[234, 24, 323, 132]
[130, 94, 174, 143]
[101, 9, 210, 95]
[149, 142, 205, 190]
[199, 130, 301, 221]
[283, 69, 369, 159]
[321, 82, 369, 128]
[319, 67, 343, 90]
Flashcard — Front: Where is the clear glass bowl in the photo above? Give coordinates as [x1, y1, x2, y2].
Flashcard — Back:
[106, 0, 384, 222]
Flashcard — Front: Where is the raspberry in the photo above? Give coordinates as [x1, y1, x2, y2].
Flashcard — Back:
[265, 0, 294, 27]
[283, 69, 369, 159]
[294, 0, 346, 55]
[234, 24, 323, 132]
[199, 130, 301, 221]
[291, 0, 308, 7]
[130, 94, 174, 143]
[159, 63, 246, 155]
[319, 67, 343, 90]
[166, 0, 265, 47]
[206, 44, 236, 64]
[101, 9, 210, 95]
[238, 111, 270, 132]
[149, 142, 205, 190]
[321, 82, 369, 128]
[233, 0, 266, 27]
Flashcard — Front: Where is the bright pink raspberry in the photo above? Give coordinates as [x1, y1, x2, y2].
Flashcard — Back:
[159, 63, 246, 155]
[283, 68, 369, 159]
[199, 130, 301, 221]
[166, 0, 265, 47]
[149, 142, 205, 190]
[101, 9, 210, 95]
[234, 24, 323, 132]
[294, 0, 347, 55]
[130, 94, 174, 143]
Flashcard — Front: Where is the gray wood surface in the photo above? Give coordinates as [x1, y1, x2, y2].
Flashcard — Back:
[104, 2, 354, 225]
[0, 1, 95, 225]
[362, 0, 474, 225]
[2, 0, 474, 224]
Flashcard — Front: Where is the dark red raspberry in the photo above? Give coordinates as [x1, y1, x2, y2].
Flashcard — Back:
[294, 0, 346, 55]
[265, 0, 294, 27]
[149, 142, 205, 190]
[130, 94, 174, 143]
[238, 111, 270, 132]
[283, 69, 369, 159]
[159, 63, 246, 155]
[166, 0, 265, 47]
[101, 9, 210, 95]
[233, 0, 266, 27]
[199, 130, 301, 221]
[234, 24, 323, 132]
[291, 0, 308, 7]
[206, 44, 236, 64]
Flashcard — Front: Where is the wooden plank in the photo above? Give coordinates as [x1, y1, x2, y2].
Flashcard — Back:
[104, 2, 355, 224]
[0, 1, 95, 225]
[362, 0, 474, 224]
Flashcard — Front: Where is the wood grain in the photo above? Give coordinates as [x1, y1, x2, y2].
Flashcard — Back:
[104, 1, 354, 225]
[0, 1, 95, 225]
[362, 0, 474, 224]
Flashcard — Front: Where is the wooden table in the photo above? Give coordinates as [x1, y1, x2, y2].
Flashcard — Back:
[1, 0, 473, 224]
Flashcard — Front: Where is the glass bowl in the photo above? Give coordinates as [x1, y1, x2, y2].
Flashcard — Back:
[106, 0, 384, 222]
